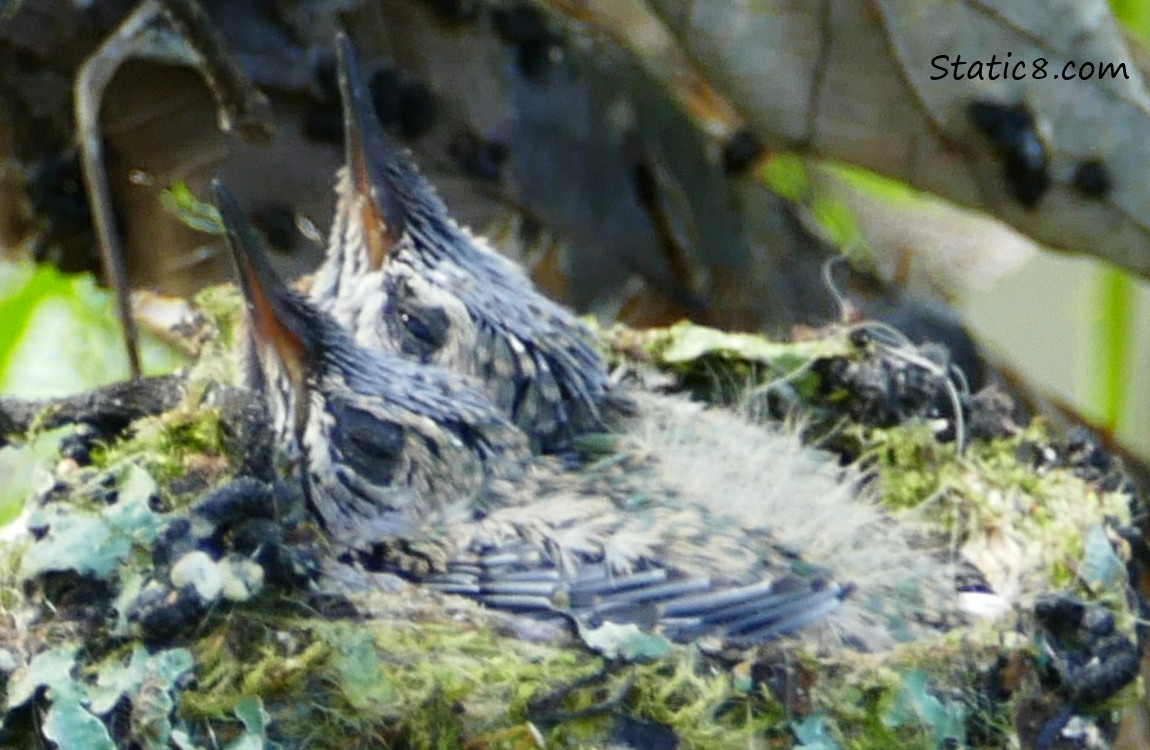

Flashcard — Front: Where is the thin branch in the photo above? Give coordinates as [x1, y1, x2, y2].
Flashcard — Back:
[74, 0, 165, 380]
[0, 373, 186, 447]
[156, 0, 274, 142]
[74, 0, 274, 380]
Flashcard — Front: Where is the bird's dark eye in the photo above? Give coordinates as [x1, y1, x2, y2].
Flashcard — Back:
[329, 401, 405, 486]
[390, 282, 450, 361]
[400, 306, 450, 359]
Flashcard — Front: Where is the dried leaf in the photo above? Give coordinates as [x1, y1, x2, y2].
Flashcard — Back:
[646, 0, 1150, 279]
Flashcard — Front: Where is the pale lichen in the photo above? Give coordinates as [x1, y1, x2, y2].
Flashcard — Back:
[0, 318, 1142, 749]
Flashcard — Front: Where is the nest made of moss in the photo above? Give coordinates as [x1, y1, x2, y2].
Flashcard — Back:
[0, 307, 1144, 750]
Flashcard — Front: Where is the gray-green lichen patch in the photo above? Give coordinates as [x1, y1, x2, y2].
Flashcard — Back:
[0, 428, 67, 526]
[0, 643, 271, 750]
[21, 464, 165, 580]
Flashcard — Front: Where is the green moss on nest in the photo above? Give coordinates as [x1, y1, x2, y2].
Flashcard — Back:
[168, 594, 820, 748]
[192, 284, 243, 351]
[92, 406, 228, 492]
[859, 419, 1133, 604]
[804, 636, 1001, 749]
[186, 283, 246, 387]
[860, 421, 1055, 514]
[1, 319, 1144, 749]
[172, 605, 590, 746]
[623, 656, 791, 746]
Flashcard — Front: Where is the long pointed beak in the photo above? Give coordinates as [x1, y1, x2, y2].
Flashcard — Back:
[214, 180, 310, 402]
[335, 32, 406, 271]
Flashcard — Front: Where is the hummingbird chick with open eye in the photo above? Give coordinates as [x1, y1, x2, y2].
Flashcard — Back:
[309, 34, 610, 452]
[220, 180, 954, 650]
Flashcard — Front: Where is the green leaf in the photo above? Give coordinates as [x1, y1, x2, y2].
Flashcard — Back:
[658, 321, 843, 365]
[0, 261, 187, 397]
[1112, 0, 1150, 42]
[810, 191, 863, 252]
[824, 161, 923, 205]
[0, 262, 60, 377]
[1092, 265, 1133, 433]
[760, 152, 809, 202]
[161, 181, 224, 235]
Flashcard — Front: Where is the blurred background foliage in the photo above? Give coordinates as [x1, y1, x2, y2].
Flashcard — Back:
[0, 262, 184, 397]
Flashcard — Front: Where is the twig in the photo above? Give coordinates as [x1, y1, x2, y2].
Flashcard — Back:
[74, 0, 274, 380]
[75, 0, 165, 380]
[155, 0, 274, 142]
[0, 373, 186, 447]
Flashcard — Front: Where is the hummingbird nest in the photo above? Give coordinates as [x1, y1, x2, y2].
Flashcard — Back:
[0, 309, 1143, 750]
